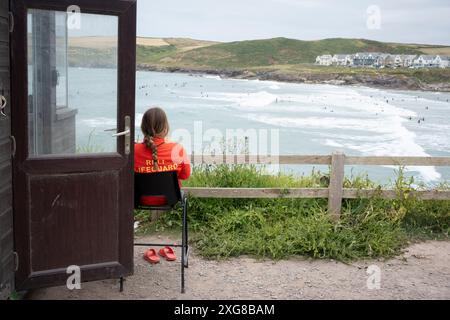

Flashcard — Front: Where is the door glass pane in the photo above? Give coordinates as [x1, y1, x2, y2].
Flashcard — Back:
[27, 9, 118, 156]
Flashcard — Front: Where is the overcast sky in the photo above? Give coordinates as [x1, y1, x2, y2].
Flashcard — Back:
[136, 0, 450, 45]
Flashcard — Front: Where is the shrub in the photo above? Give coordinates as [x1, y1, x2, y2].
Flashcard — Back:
[135, 165, 450, 261]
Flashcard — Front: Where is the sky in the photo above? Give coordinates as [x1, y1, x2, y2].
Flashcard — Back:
[136, 0, 450, 45]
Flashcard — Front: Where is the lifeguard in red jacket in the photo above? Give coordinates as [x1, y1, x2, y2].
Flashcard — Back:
[134, 107, 191, 205]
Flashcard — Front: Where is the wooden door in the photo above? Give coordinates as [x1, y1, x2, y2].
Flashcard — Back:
[11, 0, 136, 290]
[0, 0, 14, 299]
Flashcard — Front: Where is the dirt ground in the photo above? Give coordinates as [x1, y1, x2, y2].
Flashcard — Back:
[28, 235, 450, 300]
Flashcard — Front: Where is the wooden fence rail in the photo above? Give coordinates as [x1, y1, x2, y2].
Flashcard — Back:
[184, 152, 450, 219]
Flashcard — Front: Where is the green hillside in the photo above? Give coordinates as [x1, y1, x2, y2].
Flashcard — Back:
[139, 37, 427, 68]
[66, 36, 450, 90]
[69, 36, 449, 69]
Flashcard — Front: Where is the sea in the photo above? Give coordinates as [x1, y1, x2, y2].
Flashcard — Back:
[69, 67, 450, 186]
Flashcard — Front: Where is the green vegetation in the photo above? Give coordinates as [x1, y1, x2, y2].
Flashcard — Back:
[69, 36, 450, 69]
[68, 47, 117, 68]
[67, 36, 450, 87]
[8, 291, 25, 300]
[133, 37, 441, 68]
[156, 37, 423, 69]
[133, 37, 450, 88]
[76, 129, 105, 153]
[135, 165, 450, 262]
[136, 45, 178, 64]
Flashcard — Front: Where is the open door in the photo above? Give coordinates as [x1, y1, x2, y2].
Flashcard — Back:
[0, 0, 14, 299]
[11, 0, 136, 290]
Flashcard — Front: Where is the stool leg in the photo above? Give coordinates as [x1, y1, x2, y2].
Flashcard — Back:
[183, 198, 189, 268]
[181, 198, 187, 293]
[119, 277, 124, 292]
[181, 227, 186, 293]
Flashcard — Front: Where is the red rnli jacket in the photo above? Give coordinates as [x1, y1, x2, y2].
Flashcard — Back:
[134, 137, 191, 205]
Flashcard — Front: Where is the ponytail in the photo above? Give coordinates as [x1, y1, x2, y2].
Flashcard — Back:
[141, 107, 170, 171]
[144, 135, 159, 170]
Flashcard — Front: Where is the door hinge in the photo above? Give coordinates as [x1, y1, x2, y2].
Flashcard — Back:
[8, 12, 14, 33]
[13, 252, 19, 272]
[10, 136, 16, 158]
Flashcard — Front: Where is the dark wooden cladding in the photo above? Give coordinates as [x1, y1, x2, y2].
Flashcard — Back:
[0, 163, 12, 192]
[0, 46, 8, 68]
[0, 199, 12, 229]
[0, 0, 13, 300]
[0, 138, 11, 162]
[0, 1, 7, 11]
[0, 112, 10, 137]
[12, 0, 136, 290]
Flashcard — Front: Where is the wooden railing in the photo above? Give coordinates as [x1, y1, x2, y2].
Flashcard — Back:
[184, 152, 450, 219]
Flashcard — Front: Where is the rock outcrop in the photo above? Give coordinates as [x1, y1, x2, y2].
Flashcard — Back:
[137, 64, 450, 92]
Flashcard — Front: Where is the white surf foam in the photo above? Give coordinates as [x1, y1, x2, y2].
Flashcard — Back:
[203, 75, 222, 80]
[199, 91, 279, 108]
[82, 117, 116, 128]
[245, 113, 441, 182]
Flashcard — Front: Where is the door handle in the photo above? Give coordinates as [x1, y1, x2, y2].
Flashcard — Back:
[112, 129, 130, 137]
[112, 116, 131, 155]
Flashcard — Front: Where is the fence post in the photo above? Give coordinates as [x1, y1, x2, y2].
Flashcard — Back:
[328, 151, 345, 219]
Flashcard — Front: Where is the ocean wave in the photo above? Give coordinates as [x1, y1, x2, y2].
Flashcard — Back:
[246, 114, 405, 133]
[197, 91, 279, 108]
[246, 113, 441, 182]
[275, 90, 417, 118]
[81, 117, 116, 127]
[240, 91, 278, 107]
[200, 85, 418, 120]
[203, 75, 222, 80]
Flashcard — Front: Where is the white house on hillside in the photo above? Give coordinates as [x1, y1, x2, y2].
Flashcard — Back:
[332, 54, 353, 66]
[315, 54, 333, 66]
[387, 54, 415, 68]
[413, 55, 437, 68]
[314, 53, 448, 68]
[375, 54, 390, 68]
[353, 52, 382, 67]
[402, 55, 417, 67]
[433, 55, 450, 68]
[393, 55, 404, 67]
[413, 55, 450, 68]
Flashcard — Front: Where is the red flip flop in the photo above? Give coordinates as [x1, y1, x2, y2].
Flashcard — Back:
[158, 246, 177, 261]
[143, 249, 160, 264]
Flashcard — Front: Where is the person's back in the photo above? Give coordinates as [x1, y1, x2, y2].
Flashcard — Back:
[134, 107, 190, 205]
[134, 137, 190, 179]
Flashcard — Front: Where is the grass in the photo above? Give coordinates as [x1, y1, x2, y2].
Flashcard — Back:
[76, 129, 105, 153]
[133, 37, 450, 87]
[68, 47, 117, 68]
[136, 45, 178, 64]
[133, 37, 443, 70]
[165, 37, 424, 69]
[135, 164, 450, 262]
